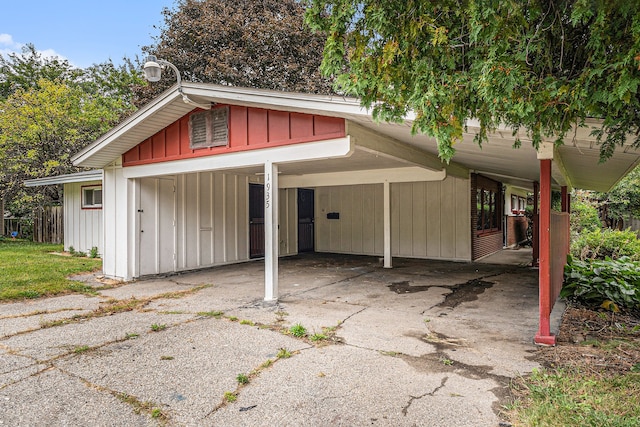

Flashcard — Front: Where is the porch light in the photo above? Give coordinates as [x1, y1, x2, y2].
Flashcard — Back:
[142, 55, 210, 110]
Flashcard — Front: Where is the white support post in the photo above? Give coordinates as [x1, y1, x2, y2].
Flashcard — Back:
[383, 181, 392, 268]
[264, 161, 279, 301]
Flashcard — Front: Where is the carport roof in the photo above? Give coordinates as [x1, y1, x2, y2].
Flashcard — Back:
[24, 169, 103, 187]
[72, 82, 640, 192]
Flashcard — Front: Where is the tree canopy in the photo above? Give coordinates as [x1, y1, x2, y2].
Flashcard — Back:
[597, 165, 640, 222]
[305, 0, 640, 162]
[135, 0, 333, 106]
[0, 46, 143, 216]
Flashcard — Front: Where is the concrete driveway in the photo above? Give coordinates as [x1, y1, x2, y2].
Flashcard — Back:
[0, 251, 560, 426]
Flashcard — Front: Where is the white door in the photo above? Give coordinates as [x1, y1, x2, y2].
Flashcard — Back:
[138, 177, 176, 276]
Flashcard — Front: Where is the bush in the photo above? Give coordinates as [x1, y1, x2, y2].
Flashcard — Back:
[570, 199, 602, 235]
[571, 228, 640, 261]
[562, 256, 640, 311]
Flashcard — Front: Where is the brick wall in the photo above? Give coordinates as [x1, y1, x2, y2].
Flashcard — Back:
[506, 216, 528, 247]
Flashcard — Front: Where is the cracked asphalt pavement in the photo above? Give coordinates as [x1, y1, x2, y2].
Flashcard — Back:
[0, 252, 562, 426]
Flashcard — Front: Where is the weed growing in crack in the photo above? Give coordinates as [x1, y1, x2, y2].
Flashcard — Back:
[261, 359, 273, 369]
[275, 311, 288, 322]
[441, 357, 454, 366]
[236, 373, 250, 384]
[224, 392, 237, 403]
[115, 392, 167, 421]
[239, 319, 255, 326]
[73, 345, 90, 354]
[310, 333, 327, 342]
[198, 310, 224, 318]
[40, 319, 69, 328]
[150, 323, 167, 332]
[277, 348, 292, 359]
[125, 333, 139, 340]
[227, 316, 238, 322]
[289, 323, 307, 337]
[160, 355, 174, 360]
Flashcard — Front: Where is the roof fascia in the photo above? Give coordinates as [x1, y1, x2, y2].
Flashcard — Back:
[71, 85, 183, 166]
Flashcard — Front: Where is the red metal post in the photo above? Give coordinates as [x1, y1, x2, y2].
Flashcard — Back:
[535, 159, 556, 345]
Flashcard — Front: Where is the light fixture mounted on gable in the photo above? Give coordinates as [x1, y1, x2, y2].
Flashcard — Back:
[143, 55, 211, 110]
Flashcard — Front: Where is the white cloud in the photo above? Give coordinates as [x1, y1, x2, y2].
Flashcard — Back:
[0, 33, 20, 47]
[0, 33, 69, 64]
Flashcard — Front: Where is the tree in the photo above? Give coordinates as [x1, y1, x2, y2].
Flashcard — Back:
[305, 0, 640, 162]
[134, 0, 333, 106]
[597, 165, 640, 226]
[0, 44, 83, 100]
[0, 46, 144, 218]
[0, 79, 126, 216]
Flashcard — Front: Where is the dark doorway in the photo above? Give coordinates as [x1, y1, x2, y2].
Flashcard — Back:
[249, 184, 264, 258]
[298, 188, 315, 253]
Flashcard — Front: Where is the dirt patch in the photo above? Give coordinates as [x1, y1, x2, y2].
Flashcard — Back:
[436, 279, 494, 308]
[536, 305, 640, 376]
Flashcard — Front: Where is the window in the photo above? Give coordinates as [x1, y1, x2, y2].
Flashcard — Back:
[519, 197, 527, 213]
[82, 185, 102, 209]
[476, 187, 500, 232]
[189, 107, 229, 149]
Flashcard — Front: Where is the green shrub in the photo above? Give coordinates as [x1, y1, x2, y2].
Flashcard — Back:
[570, 199, 601, 235]
[571, 228, 640, 261]
[89, 246, 99, 258]
[562, 256, 640, 310]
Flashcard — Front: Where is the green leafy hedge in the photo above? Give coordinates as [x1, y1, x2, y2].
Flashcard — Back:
[570, 228, 640, 261]
[562, 256, 640, 311]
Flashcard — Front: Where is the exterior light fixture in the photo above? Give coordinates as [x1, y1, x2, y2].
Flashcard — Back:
[143, 55, 210, 110]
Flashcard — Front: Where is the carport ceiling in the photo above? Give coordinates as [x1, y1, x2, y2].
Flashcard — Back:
[349, 117, 640, 192]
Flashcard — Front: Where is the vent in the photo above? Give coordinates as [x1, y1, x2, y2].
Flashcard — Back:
[189, 107, 229, 149]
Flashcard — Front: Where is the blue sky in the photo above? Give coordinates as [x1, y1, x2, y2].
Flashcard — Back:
[0, 0, 178, 68]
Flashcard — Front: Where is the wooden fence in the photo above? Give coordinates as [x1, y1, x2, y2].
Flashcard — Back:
[32, 206, 63, 244]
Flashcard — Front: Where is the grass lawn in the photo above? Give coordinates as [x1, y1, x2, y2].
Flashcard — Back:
[506, 306, 640, 426]
[0, 239, 102, 301]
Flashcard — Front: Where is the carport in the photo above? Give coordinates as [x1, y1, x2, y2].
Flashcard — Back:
[71, 83, 640, 345]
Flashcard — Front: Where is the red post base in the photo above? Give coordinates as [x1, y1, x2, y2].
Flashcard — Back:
[534, 333, 556, 346]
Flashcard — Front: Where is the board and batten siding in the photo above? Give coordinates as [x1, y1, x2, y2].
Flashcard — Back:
[139, 172, 298, 276]
[315, 177, 471, 261]
[176, 172, 250, 270]
[63, 181, 103, 255]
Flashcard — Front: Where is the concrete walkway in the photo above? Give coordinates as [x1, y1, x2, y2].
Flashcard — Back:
[0, 253, 561, 426]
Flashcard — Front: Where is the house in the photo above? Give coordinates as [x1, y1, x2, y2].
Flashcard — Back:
[24, 170, 104, 255]
[26, 82, 639, 345]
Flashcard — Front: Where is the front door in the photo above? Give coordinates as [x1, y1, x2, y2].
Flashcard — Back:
[138, 177, 176, 276]
[298, 188, 314, 252]
[249, 183, 265, 258]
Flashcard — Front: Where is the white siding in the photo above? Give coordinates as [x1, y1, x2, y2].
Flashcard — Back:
[279, 188, 298, 256]
[316, 184, 384, 256]
[315, 177, 471, 261]
[103, 163, 132, 280]
[175, 172, 250, 271]
[63, 181, 103, 255]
